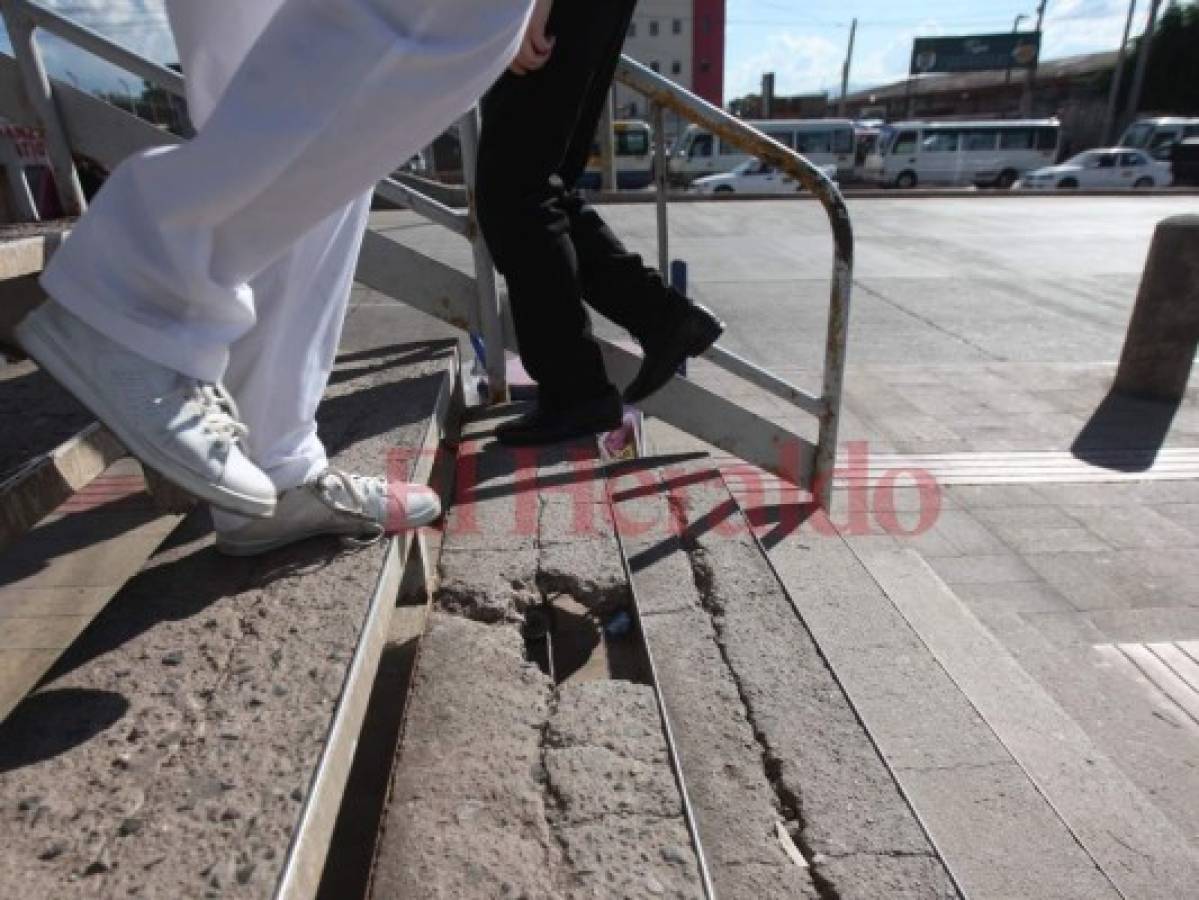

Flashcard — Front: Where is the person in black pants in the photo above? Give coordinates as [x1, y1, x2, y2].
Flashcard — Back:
[477, 0, 723, 446]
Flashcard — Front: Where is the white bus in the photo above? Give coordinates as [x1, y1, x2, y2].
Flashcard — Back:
[1119, 117, 1199, 160]
[578, 120, 654, 190]
[864, 119, 1061, 188]
[668, 119, 856, 185]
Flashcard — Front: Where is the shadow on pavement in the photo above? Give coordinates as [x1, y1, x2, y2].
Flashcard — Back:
[1071, 389, 1181, 472]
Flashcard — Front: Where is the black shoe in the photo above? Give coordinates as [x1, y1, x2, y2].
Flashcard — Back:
[623, 303, 724, 405]
[495, 390, 623, 446]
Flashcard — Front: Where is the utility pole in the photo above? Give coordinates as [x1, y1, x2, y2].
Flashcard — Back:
[1005, 14, 1028, 86]
[1103, 0, 1138, 144]
[1123, 0, 1163, 131]
[1021, 0, 1048, 116]
[838, 18, 857, 117]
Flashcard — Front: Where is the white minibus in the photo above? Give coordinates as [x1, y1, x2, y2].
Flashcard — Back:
[1119, 117, 1199, 160]
[864, 119, 1061, 188]
[668, 119, 856, 185]
[579, 120, 654, 190]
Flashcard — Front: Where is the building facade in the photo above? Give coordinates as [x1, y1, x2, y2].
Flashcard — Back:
[614, 0, 725, 139]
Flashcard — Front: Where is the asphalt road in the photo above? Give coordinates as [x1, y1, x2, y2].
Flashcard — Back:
[596, 195, 1196, 371]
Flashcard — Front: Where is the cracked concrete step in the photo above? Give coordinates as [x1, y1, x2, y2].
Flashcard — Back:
[0, 456, 185, 723]
[0, 312, 459, 899]
[371, 412, 702, 898]
[761, 501, 1199, 900]
[608, 461, 958, 900]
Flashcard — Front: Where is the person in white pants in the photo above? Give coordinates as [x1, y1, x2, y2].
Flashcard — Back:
[17, 0, 541, 554]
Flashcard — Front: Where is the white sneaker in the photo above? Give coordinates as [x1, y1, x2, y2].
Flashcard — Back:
[214, 468, 441, 556]
[16, 300, 276, 518]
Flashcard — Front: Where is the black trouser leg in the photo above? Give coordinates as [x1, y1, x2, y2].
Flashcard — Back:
[477, 0, 686, 406]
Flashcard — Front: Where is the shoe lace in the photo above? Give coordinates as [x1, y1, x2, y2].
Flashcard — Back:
[314, 468, 386, 546]
[193, 382, 249, 446]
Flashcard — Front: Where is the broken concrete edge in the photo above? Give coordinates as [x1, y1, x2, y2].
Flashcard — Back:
[274, 347, 461, 900]
[731, 470, 971, 900]
[0, 421, 124, 552]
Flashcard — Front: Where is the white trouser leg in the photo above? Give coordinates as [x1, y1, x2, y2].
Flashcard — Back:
[41, 0, 532, 386]
[166, 1, 370, 491]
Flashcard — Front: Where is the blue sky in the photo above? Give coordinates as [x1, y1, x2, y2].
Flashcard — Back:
[726, 0, 1155, 98]
[4, 0, 1157, 102]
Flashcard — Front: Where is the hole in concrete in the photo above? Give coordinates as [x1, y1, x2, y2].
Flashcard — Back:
[522, 593, 652, 687]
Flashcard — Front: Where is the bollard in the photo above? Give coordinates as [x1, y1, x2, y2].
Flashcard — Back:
[1113, 215, 1199, 402]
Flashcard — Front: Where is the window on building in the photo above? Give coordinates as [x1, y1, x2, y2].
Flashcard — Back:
[651, 60, 660, 72]
[627, 21, 636, 38]
[649, 20, 659, 36]
[671, 60, 682, 75]
[699, 59, 711, 74]
[673, 18, 682, 34]
[704, 15, 711, 34]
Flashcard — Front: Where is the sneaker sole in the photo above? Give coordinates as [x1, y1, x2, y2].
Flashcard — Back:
[214, 506, 442, 557]
[16, 310, 276, 519]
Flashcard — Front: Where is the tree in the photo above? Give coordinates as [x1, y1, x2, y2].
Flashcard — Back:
[1119, 0, 1199, 116]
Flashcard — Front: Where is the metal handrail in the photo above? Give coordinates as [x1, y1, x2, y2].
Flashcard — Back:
[0, 0, 852, 497]
[615, 56, 853, 495]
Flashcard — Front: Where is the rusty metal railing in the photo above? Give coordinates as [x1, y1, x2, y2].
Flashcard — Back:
[615, 56, 854, 497]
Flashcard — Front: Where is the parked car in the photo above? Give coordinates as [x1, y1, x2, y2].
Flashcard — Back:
[688, 158, 837, 195]
[1017, 148, 1172, 190]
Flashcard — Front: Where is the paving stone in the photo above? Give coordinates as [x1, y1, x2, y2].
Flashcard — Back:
[1025, 549, 1199, 612]
[943, 484, 1054, 509]
[899, 763, 1121, 900]
[952, 580, 1075, 615]
[1062, 503, 1199, 549]
[924, 553, 1040, 586]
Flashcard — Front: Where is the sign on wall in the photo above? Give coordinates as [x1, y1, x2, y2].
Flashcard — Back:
[910, 33, 1041, 75]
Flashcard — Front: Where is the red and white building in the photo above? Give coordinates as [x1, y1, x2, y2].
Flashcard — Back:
[615, 0, 725, 138]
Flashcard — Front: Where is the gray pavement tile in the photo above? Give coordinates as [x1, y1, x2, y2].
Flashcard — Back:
[1003, 526, 1113, 554]
[1085, 607, 1199, 644]
[924, 553, 1040, 586]
[943, 484, 1053, 509]
[970, 505, 1082, 530]
[1063, 503, 1199, 549]
[952, 580, 1075, 615]
[897, 509, 1009, 558]
[1154, 502, 1199, 530]
[1025, 549, 1199, 612]
[1035, 480, 1199, 507]
[1020, 611, 1112, 649]
[897, 763, 1121, 900]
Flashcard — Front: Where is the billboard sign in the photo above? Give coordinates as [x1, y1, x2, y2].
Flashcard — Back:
[910, 33, 1041, 75]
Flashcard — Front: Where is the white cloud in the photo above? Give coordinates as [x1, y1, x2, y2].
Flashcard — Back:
[727, 32, 845, 98]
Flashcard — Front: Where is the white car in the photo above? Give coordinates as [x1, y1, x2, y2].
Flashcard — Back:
[689, 158, 837, 195]
[1018, 148, 1172, 190]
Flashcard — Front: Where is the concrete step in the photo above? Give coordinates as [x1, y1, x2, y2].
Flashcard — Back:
[608, 460, 957, 900]
[760, 500, 1199, 899]
[0, 225, 66, 353]
[371, 409, 705, 899]
[0, 308, 459, 899]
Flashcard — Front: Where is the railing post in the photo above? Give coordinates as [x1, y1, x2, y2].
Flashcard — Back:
[651, 102, 669, 280]
[458, 107, 509, 403]
[598, 89, 617, 192]
[0, 0, 86, 217]
[0, 150, 40, 222]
